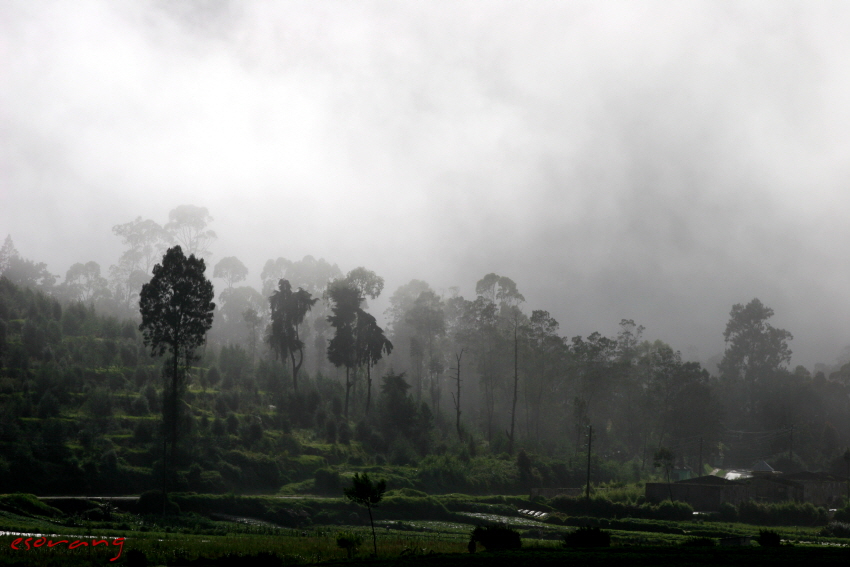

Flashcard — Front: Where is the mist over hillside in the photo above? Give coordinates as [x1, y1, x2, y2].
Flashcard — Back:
[3, 2, 850, 371]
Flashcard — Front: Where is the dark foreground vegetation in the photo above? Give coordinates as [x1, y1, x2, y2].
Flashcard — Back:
[3, 490, 850, 566]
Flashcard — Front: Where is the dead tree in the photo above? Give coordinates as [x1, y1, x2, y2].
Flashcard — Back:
[450, 349, 464, 440]
[507, 316, 519, 455]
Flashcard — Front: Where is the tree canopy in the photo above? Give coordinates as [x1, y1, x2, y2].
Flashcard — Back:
[718, 298, 793, 383]
[268, 278, 318, 392]
[138, 245, 215, 498]
[139, 246, 215, 361]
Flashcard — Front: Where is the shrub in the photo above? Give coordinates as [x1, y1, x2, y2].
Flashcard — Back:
[820, 521, 850, 538]
[0, 493, 62, 517]
[563, 526, 611, 547]
[336, 531, 363, 559]
[549, 494, 624, 518]
[681, 537, 716, 547]
[470, 524, 522, 551]
[655, 499, 693, 521]
[833, 506, 850, 523]
[757, 529, 781, 547]
[338, 421, 352, 444]
[738, 500, 827, 526]
[136, 490, 180, 515]
[718, 501, 738, 522]
[549, 494, 692, 521]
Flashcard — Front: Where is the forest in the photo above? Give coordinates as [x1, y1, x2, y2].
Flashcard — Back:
[2, 204, 850, 500]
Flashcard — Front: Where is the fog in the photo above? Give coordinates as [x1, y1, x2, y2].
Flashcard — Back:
[3, 1, 850, 369]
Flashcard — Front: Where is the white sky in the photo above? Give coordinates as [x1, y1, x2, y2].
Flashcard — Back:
[2, 1, 850, 369]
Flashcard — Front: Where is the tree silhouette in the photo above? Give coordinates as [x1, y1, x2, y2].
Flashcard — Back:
[653, 447, 675, 501]
[327, 284, 361, 419]
[327, 282, 392, 417]
[356, 309, 393, 414]
[213, 256, 248, 291]
[343, 472, 386, 556]
[165, 205, 216, 258]
[139, 246, 214, 502]
[718, 298, 793, 413]
[268, 278, 318, 393]
[343, 266, 384, 301]
[64, 261, 109, 303]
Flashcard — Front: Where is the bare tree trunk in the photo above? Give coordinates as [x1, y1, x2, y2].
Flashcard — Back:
[290, 340, 304, 394]
[344, 366, 351, 420]
[484, 378, 494, 445]
[451, 350, 464, 440]
[508, 319, 519, 455]
[365, 362, 372, 415]
[368, 505, 377, 555]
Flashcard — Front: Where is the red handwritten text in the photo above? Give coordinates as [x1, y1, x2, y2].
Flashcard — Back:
[10, 536, 125, 561]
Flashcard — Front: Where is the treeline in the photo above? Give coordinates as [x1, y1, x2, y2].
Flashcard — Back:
[3, 205, 850, 498]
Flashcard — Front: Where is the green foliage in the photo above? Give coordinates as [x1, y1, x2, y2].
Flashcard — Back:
[820, 521, 850, 538]
[737, 500, 827, 526]
[680, 536, 716, 546]
[655, 499, 694, 521]
[139, 246, 215, 360]
[470, 523, 522, 551]
[336, 530, 364, 558]
[563, 525, 611, 547]
[136, 490, 180, 515]
[718, 501, 738, 522]
[719, 298, 792, 382]
[549, 495, 693, 522]
[344, 472, 388, 555]
[344, 472, 387, 508]
[0, 493, 63, 517]
[833, 505, 850, 523]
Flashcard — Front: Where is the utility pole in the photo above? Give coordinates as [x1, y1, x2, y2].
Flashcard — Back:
[789, 425, 794, 463]
[698, 437, 703, 477]
[585, 424, 593, 500]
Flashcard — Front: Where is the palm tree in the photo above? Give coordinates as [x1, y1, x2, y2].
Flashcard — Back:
[356, 310, 393, 415]
[327, 284, 362, 419]
[268, 279, 317, 392]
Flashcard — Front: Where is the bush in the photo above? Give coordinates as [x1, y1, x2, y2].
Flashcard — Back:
[738, 500, 827, 526]
[136, 490, 180, 515]
[0, 493, 63, 517]
[833, 506, 850, 523]
[336, 531, 363, 559]
[655, 499, 694, 521]
[681, 537, 716, 547]
[718, 501, 738, 522]
[820, 521, 850, 538]
[757, 529, 781, 547]
[470, 524, 522, 551]
[549, 494, 692, 521]
[563, 525, 611, 547]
